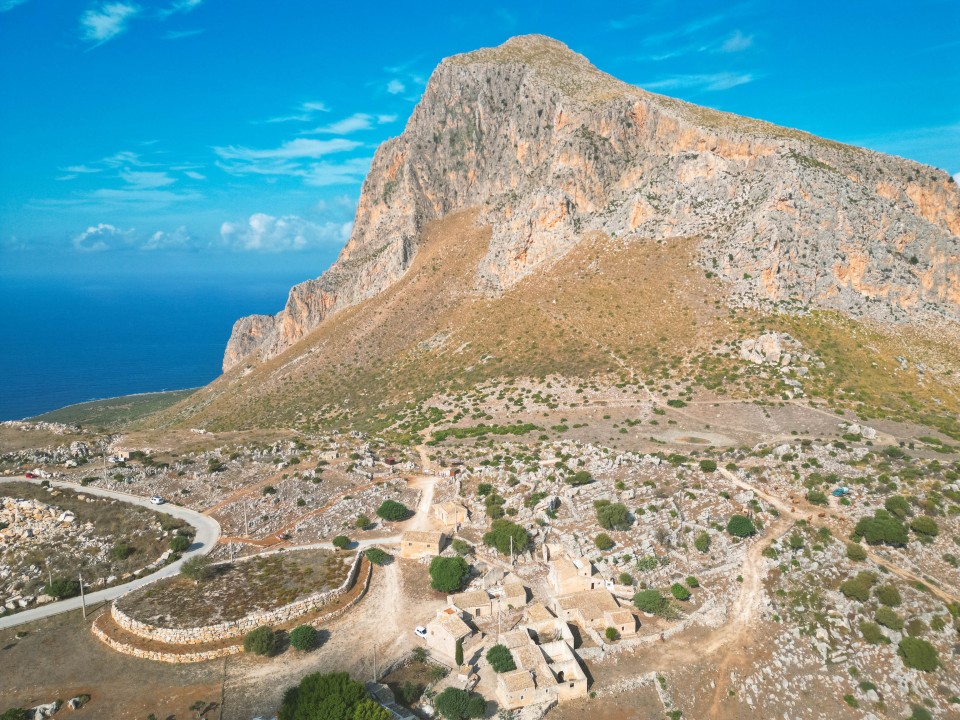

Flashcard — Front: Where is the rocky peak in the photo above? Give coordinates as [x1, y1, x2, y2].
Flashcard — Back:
[223, 35, 960, 372]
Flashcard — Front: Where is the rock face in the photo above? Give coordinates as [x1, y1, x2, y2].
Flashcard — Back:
[224, 34, 960, 371]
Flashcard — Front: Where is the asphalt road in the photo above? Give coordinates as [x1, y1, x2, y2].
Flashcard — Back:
[0, 475, 221, 630]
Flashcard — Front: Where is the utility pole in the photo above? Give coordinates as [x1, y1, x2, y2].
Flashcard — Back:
[510, 535, 513, 565]
[78, 572, 86, 619]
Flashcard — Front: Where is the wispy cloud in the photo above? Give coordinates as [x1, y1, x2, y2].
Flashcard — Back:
[183, 170, 206, 180]
[221, 213, 352, 252]
[214, 138, 361, 162]
[720, 29, 753, 53]
[120, 169, 176, 188]
[847, 122, 960, 169]
[302, 158, 372, 186]
[80, 2, 140, 46]
[386, 79, 406, 95]
[306, 113, 374, 134]
[163, 28, 203, 39]
[264, 101, 329, 124]
[643, 71, 756, 92]
[0, 0, 30, 11]
[65, 164, 102, 174]
[143, 226, 193, 250]
[160, 0, 202, 15]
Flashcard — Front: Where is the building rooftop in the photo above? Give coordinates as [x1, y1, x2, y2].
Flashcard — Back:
[450, 589, 491, 609]
[431, 611, 473, 640]
[556, 588, 621, 622]
[500, 669, 536, 692]
[402, 530, 444, 544]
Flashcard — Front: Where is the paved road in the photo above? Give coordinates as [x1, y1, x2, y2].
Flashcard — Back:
[0, 475, 221, 630]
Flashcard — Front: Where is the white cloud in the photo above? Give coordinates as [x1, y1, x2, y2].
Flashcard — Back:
[643, 72, 755, 92]
[220, 213, 352, 252]
[162, 0, 201, 14]
[143, 226, 192, 250]
[183, 170, 206, 180]
[120, 169, 176, 188]
[302, 158, 372, 186]
[720, 30, 753, 53]
[72, 223, 133, 252]
[214, 138, 361, 162]
[101, 150, 148, 167]
[386, 79, 405, 95]
[0, 0, 30, 11]
[65, 164, 102, 174]
[265, 101, 329, 123]
[305, 113, 373, 135]
[80, 3, 140, 45]
[377, 114, 398, 124]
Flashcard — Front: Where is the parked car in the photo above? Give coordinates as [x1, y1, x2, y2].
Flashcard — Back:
[24, 472, 37, 479]
[414, 626, 428, 639]
[150, 496, 165, 505]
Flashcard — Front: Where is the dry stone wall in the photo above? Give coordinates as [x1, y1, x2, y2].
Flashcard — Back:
[112, 551, 364, 645]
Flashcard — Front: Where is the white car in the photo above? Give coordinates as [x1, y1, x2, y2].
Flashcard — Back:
[414, 626, 428, 639]
[150, 496, 165, 505]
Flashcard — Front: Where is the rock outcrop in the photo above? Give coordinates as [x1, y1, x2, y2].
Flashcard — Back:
[224, 34, 960, 371]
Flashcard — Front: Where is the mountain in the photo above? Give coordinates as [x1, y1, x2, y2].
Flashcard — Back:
[223, 34, 959, 374]
[147, 35, 960, 432]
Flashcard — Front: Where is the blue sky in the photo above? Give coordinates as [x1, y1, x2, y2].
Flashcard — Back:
[1, 0, 958, 282]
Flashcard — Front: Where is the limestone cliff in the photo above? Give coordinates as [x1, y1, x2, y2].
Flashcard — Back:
[224, 35, 960, 372]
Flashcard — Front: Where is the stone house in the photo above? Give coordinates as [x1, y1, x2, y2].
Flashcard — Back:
[548, 556, 601, 595]
[399, 530, 446, 559]
[552, 588, 637, 636]
[495, 627, 587, 710]
[432, 501, 468, 526]
[425, 606, 475, 661]
[449, 580, 528, 619]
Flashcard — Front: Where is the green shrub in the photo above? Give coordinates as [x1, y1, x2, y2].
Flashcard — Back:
[806, 490, 828, 506]
[477, 483, 492, 496]
[244, 626, 278, 656]
[429, 556, 470, 593]
[633, 589, 666, 614]
[289, 625, 317, 651]
[566, 470, 594, 486]
[355, 514, 372, 530]
[840, 571, 878, 603]
[180, 555, 211, 584]
[618, 572, 634, 585]
[685, 576, 699, 588]
[694, 531, 711, 553]
[364, 548, 390, 565]
[278, 672, 388, 720]
[482, 519, 529, 555]
[0, 710, 28, 720]
[898, 637, 939, 671]
[699, 460, 717, 473]
[875, 584, 902, 607]
[111, 542, 134, 561]
[726, 515, 755, 538]
[605, 626, 620, 641]
[170, 535, 190, 553]
[846, 542, 867, 561]
[332, 535, 351, 549]
[261, 485, 276, 496]
[595, 533, 614, 550]
[455, 638, 464, 666]
[910, 516, 939, 537]
[486, 644, 516, 673]
[875, 606, 904, 631]
[859, 621, 888, 645]
[854, 510, 908, 546]
[451, 539, 472, 556]
[670, 583, 691, 601]
[884, 495, 910, 519]
[595, 500, 631, 530]
[376, 500, 410, 521]
[43, 577, 80, 599]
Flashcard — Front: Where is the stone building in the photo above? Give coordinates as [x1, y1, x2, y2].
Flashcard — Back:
[399, 530, 446, 559]
[432, 501, 468, 526]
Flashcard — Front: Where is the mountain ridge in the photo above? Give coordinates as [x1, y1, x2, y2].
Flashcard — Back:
[223, 34, 959, 374]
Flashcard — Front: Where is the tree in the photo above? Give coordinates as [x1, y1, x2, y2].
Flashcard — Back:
[434, 688, 485, 720]
[244, 626, 278, 656]
[694, 531, 711, 553]
[451, 539, 472, 556]
[594, 500, 631, 530]
[594, 533, 614, 550]
[482, 519, 529, 555]
[605, 626, 620, 641]
[898, 637, 939, 672]
[43, 577, 80, 599]
[332, 535, 351, 549]
[355, 514, 372, 530]
[910, 516, 939, 537]
[566, 470, 594, 486]
[289, 625, 318, 651]
[278, 672, 379, 720]
[633, 589, 666, 614]
[699, 459, 717, 473]
[429, 556, 470, 593]
[455, 637, 464, 666]
[376, 500, 410, 521]
[0, 709, 28, 720]
[477, 483, 493, 496]
[486, 644, 516, 673]
[670, 583, 691, 601]
[170, 534, 191, 553]
[351, 699, 391, 720]
[726, 515, 755, 538]
[180, 555, 212, 585]
[364, 548, 390, 565]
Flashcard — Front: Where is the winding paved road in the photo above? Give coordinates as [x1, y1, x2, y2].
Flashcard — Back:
[0, 475, 220, 630]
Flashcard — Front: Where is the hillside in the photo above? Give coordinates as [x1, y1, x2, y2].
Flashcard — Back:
[151, 34, 960, 434]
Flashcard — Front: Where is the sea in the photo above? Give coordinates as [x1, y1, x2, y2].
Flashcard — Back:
[0, 273, 308, 421]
